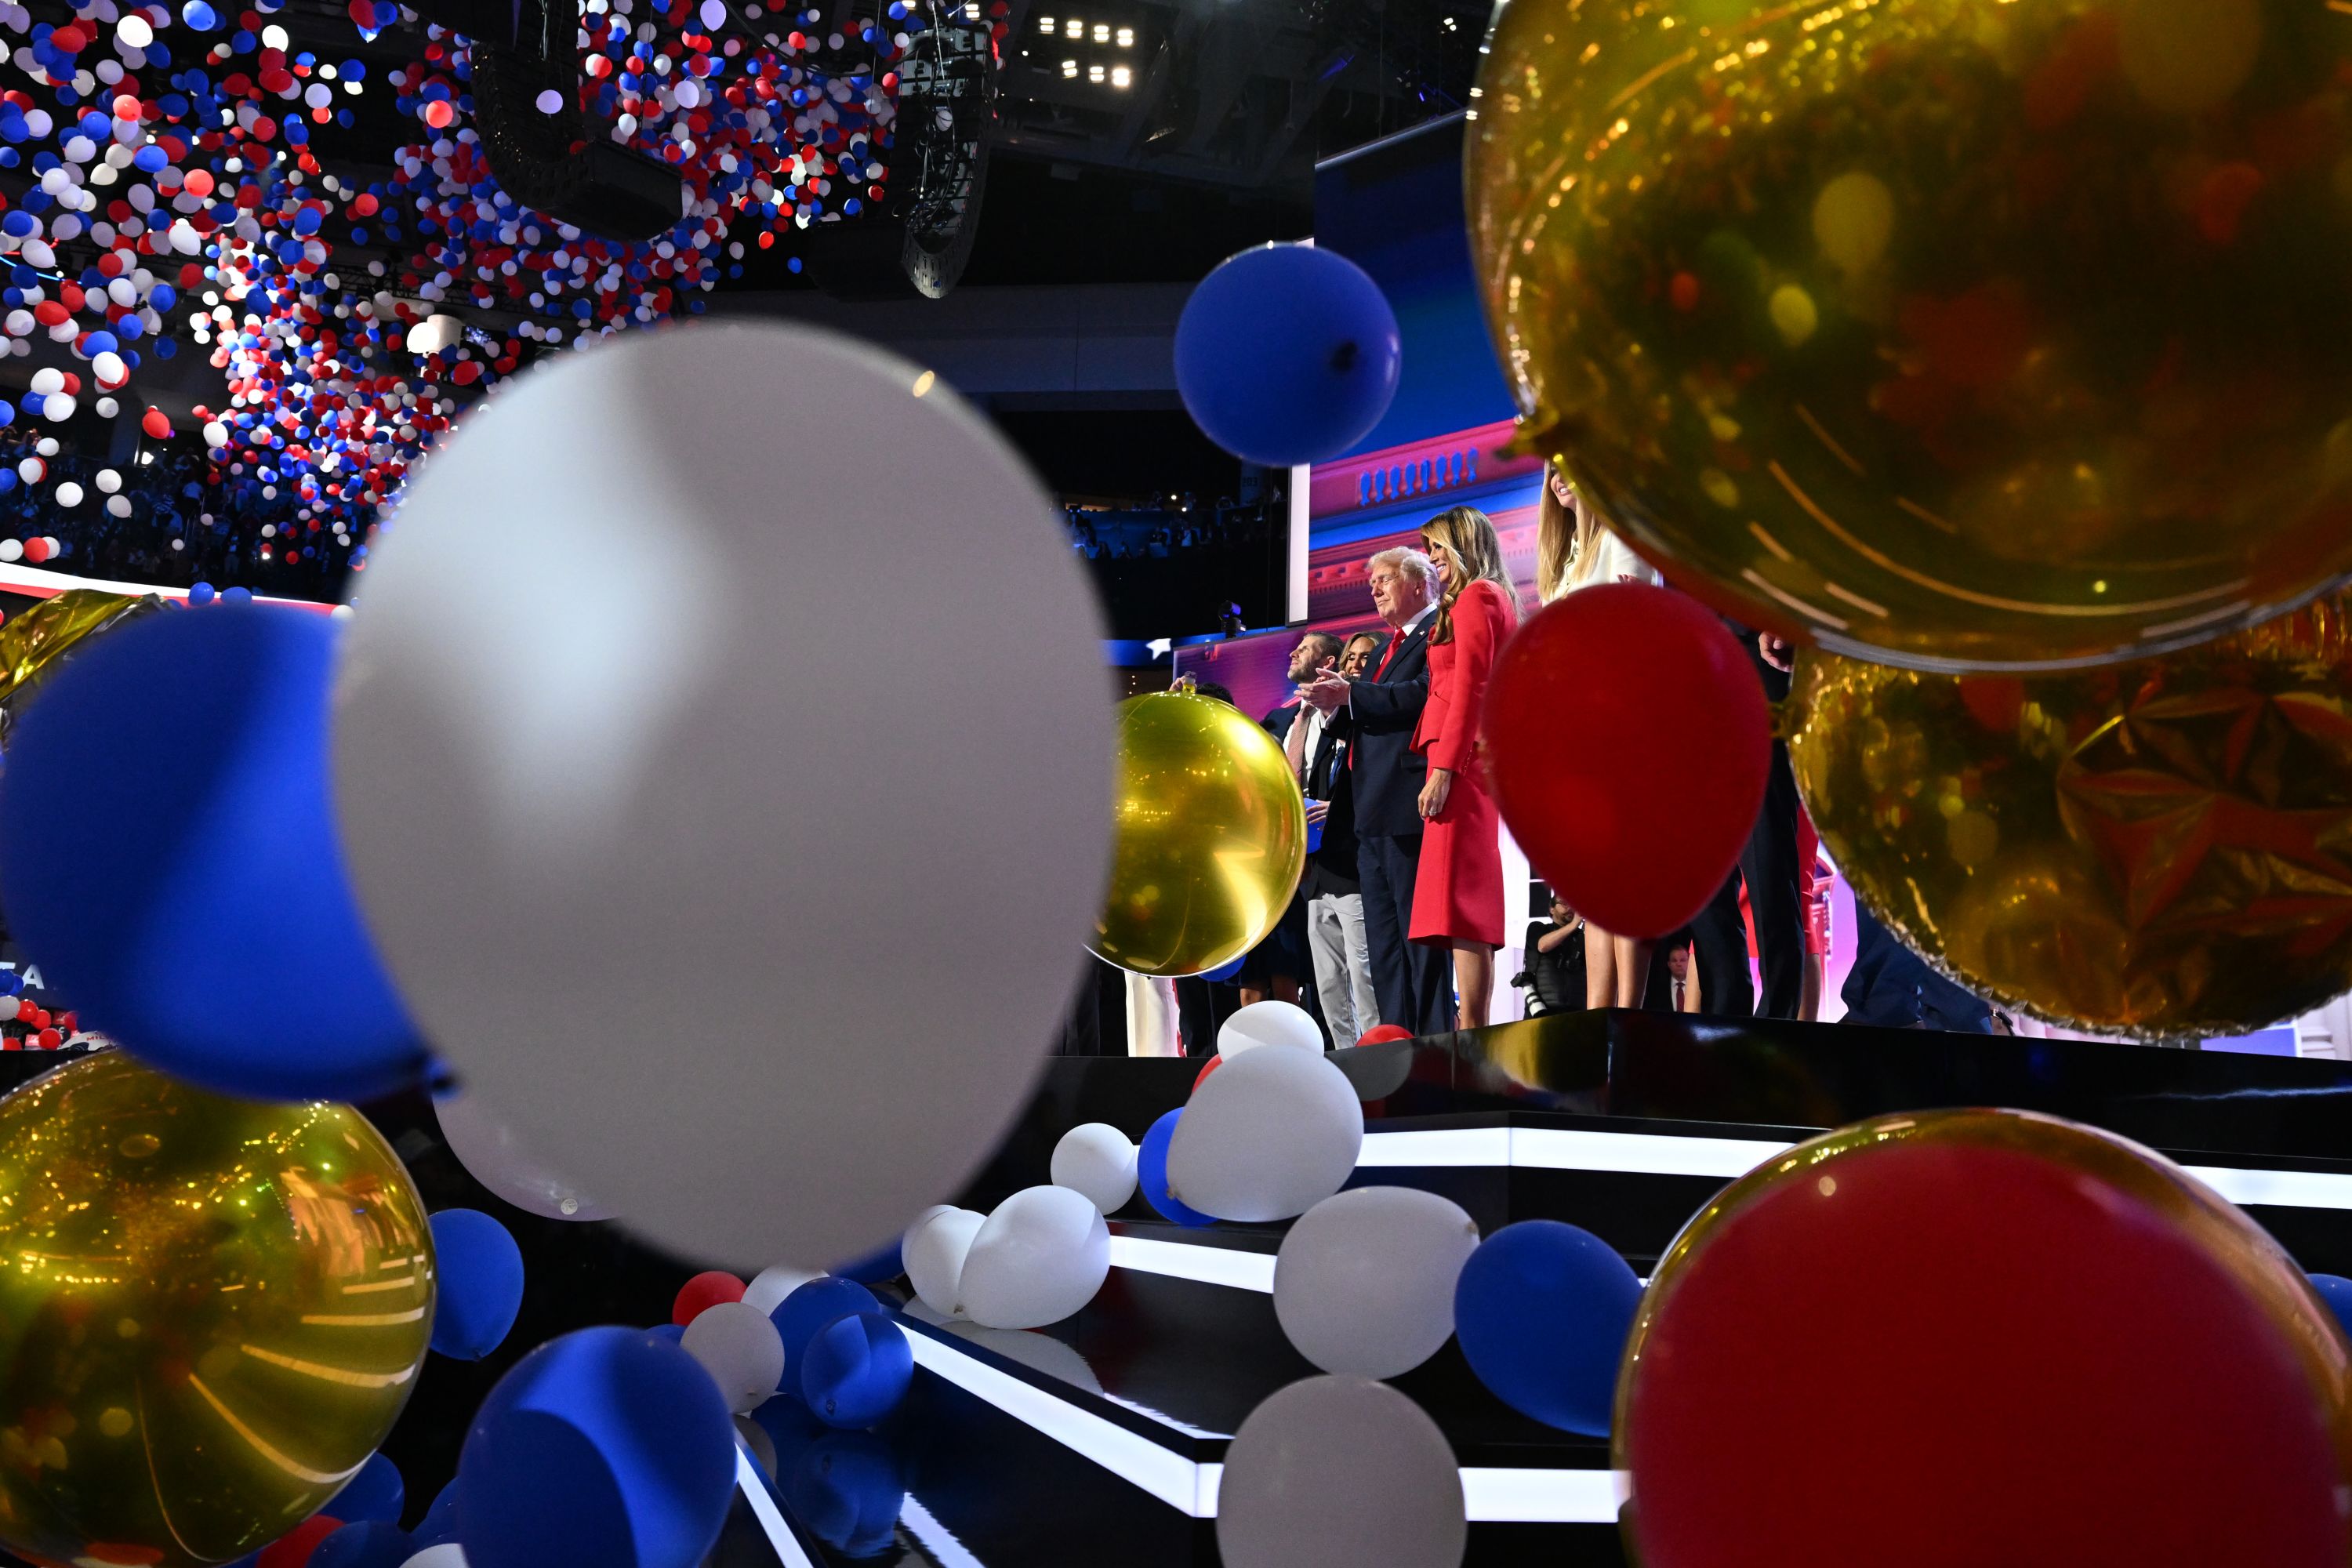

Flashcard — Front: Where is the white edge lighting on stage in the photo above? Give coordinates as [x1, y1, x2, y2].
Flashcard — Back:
[1107, 1234, 1276, 1292]
[902, 1327, 1624, 1523]
[735, 1443, 818, 1568]
[1350, 1125, 2352, 1209]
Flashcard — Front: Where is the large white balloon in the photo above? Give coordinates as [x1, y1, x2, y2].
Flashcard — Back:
[1167, 1047, 1363, 1221]
[1215, 1376, 1466, 1568]
[1273, 1188, 1479, 1378]
[401, 1548, 470, 1568]
[1217, 999, 1323, 1058]
[331, 323, 1112, 1268]
[956, 1185, 1110, 1330]
[681, 1300, 786, 1414]
[1049, 1122, 1138, 1216]
[742, 1263, 827, 1316]
[434, 1091, 612, 1221]
[903, 1206, 985, 1317]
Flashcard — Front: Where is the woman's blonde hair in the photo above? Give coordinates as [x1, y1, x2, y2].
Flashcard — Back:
[1536, 462, 1607, 602]
[1420, 506, 1520, 646]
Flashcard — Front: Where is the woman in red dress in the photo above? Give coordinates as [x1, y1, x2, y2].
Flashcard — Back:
[1409, 506, 1521, 1030]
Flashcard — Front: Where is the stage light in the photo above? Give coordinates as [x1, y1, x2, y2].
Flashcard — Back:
[1116, 25, 1132, 45]
[1093, 22, 1108, 40]
[1062, 58, 1077, 76]
[1111, 65, 1131, 87]
[1088, 62, 1104, 81]
[1062, 16, 1080, 36]
[1037, 13, 1054, 27]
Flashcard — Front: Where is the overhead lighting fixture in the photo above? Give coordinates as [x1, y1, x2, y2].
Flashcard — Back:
[1088, 62, 1104, 81]
[1037, 13, 1053, 27]
[1062, 16, 1080, 36]
[1116, 25, 1132, 45]
[1062, 57, 1077, 75]
[1111, 64, 1131, 86]
[1092, 21, 1108, 40]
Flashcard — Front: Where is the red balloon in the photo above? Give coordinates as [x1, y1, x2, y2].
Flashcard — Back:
[34, 1029, 59, 1051]
[256, 1515, 343, 1568]
[1192, 1054, 1222, 1094]
[23, 538, 50, 564]
[672, 1269, 746, 1325]
[1353, 1025, 1414, 1047]
[140, 408, 172, 441]
[1623, 1126, 2349, 1568]
[1483, 584, 1768, 938]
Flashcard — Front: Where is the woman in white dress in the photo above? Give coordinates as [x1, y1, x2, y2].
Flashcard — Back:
[1535, 462, 1663, 1010]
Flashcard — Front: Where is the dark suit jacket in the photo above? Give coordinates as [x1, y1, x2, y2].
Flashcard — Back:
[1341, 620, 1432, 839]
[1305, 715, 1361, 894]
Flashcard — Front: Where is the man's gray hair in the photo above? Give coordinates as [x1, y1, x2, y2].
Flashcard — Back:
[1369, 545, 1436, 588]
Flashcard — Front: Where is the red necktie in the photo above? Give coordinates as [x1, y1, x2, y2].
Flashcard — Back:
[1351, 630, 1403, 771]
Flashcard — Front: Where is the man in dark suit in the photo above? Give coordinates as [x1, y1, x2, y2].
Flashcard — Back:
[1300, 546, 1453, 1036]
[1232, 632, 1342, 1013]
[1690, 625, 1806, 1018]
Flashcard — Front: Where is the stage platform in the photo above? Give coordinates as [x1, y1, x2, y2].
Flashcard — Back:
[13, 1013, 2352, 1566]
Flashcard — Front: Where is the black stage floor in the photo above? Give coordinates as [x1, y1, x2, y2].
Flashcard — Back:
[13, 1011, 2352, 1566]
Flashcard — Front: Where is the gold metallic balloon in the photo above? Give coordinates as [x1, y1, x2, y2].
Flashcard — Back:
[1617, 1108, 2352, 1471]
[0, 1052, 434, 1567]
[1469, 0, 2352, 670]
[1090, 687, 1307, 978]
[0, 590, 155, 744]
[1790, 593, 2352, 1035]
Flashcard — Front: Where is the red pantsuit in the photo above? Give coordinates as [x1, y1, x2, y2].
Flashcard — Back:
[1409, 577, 1512, 949]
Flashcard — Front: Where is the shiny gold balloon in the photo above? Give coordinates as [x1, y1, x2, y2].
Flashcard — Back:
[1617, 1108, 2352, 1469]
[1790, 593, 2352, 1034]
[0, 590, 155, 743]
[0, 1052, 434, 1567]
[1469, 0, 2352, 670]
[1090, 686, 1307, 978]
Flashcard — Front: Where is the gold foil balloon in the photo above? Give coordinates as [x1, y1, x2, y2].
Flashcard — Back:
[1469, 0, 2352, 670]
[1091, 686, 1306, 978]
[1790, 594, 2352, 1035]
[0, 590, 154, 744]
[0, 1052, 434, 1566]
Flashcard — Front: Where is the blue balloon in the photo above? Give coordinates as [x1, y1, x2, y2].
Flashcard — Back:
[309, 1520, 415, 1568]
[412, 1479, 460, 1547]
[1138, 1108, 1215, 1227]
[328, 1450, 404, 1524]
[830, 1238, 903, 1286]
[223, 586, 252, 603]
[799, 1311, 913, 1429]
[1174, 243, 1402, 467]
[644, 1322, 686, 1345]
[0, 608, 425, 1101]
[430, 1208, 524, 1360]
[771, 1277, 880, 1372]
[2311, 1274, 2352, 1337]
[188, 581, 215, 604]
[1200, 956, 1245, 984]
[781, 1428, 903, 1557]
[456, 1326, 735, 1568]
[1453, 1220, 1641, 1436]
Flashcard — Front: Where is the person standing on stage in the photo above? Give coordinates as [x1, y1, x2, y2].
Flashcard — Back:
[1534, 462, 1663, 1009]
[1290, 630, 1383, 1043]
[1233, 632, 1341, 1010]
[1299, 547, 1453, 1036]
[1408, 506, 1520, 1031]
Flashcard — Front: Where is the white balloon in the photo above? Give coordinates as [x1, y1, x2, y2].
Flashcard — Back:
[116, 13, 154, 47]
[1218, 999, 1323, 1058]
[27, 368, 60, 397]
[401, 1547, 470, 1568]
[331, 323, 1112, 1268]
[903, 1206, 985, 1317]
[1274, 1188, 1479, 1377]
[742, 1262, 827, 1316]
[1168, 1046, 1363, 1221]
[1216, 1376, 1466, 1568]
[94, 468, 121, 494]
[956, 1185, 1109, 1330]
[0, 539, 20, 563]
[1049, 1122, 1137, 1215]
[53, 481, 81, 508]
[434, 1090, 613, 1220]
[681, 1300, 785, 1414]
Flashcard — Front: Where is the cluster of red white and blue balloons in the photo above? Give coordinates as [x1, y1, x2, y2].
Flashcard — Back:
[0, 0, 1002, 569]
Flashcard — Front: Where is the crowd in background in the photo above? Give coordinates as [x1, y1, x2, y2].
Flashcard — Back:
[1065, 496, 1288, 641]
